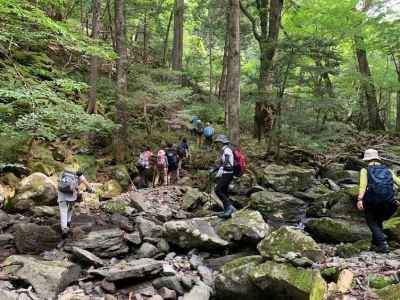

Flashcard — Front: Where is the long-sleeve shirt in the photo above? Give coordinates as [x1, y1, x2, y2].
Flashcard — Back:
[359, 164, 400, 194]
[217, 146, 234, 177]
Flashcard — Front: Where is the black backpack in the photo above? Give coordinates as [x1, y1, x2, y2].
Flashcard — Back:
[58, 171, 79, 194]
[177, 143, 187, 158]
[166, 149, 178, 169]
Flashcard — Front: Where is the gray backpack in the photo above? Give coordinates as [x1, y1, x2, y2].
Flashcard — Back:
[58, 171, 79, 194]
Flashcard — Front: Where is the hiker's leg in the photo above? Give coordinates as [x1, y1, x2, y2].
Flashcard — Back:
[59, 201, 69, 233]
[365, 209, 385, 246]
[163, 168, 168, 185]
[215, 174, 232, 209]
[67, 201, 74, 225]
[154, 168, 159, 186]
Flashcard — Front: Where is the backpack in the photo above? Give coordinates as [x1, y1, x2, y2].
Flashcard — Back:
[232, 148, 246, 177]
[157, 150, 167, 168]
[166, 149, 178, 169]
[138, 152, 147, 168]
[177, 143, 187, 158]
[203, 127, 214, 138]
[58, 171, 79, 194]
[366, 165, 395, 206]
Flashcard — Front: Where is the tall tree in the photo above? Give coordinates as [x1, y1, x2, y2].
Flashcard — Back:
[172, 0, 184, 70]
[391, 54, 400, 131]
[114, 0, 128, 161]
[240, 0, 284, 141]
[87, 0, 101, 114]
[226, 0, 241, 145]
[162, 9, 174, 65]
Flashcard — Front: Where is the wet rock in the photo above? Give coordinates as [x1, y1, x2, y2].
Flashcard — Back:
[182, 283, 212, 300]
[182, 187, 204, 210]
[137, 216, 163, 238]
[14, 223, 61, 254]
[72, 246, 104, 267]
[249, 261, 327, 300]
[101, 180, 122, 200]
[216, 209, 270, 243]
[250, 191, 306, 224]
[11, 172, 57, 211]
[164, 218, 229, 249]
[257, 226, 325, 263]
[31, 205, 59, 217]
[67, 228, 129, 258]
[215, 256, 264, 300]
[152, 276, 185, 295]
[305, 217, 371, 243]
[260, 164, 316, 193]
[4, 255, 81, 299]
[384, 217, 400, 242]
[137, 242, 160, 258]
[90, 258, 162, 281]
[158, 287, 177, 300]
[375, 283, 400, 300]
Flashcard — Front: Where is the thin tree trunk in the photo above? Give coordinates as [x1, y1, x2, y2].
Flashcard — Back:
[392, 54, 400, 131]
[172, 0, 184, 70]
[143, 11, 148, 60]
[114, 0, 128, 161]
[355, 35, 385, 131]
[80, 0, 84, 32]
[220, 8, 230, 127]
[162, 9, 174, 65]
[87, 0, 101, 114]
[226, 0, 240, 146]
[107, 0, 116, 50]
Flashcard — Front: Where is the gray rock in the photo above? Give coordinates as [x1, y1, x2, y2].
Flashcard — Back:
[153, 276, 185, 295]
[157, 239, 170, 253]
[0, 290, 18, 300]
[182, 187, 204, 211]
[101, 280, 116, 294]
[158, 287, 177, 300]
[72, 246, 104, 267]
[124, 231, 142, 245]
[3, 255, 81, 300]
[182, 283, 212, 300]
[13, 223, 61, 254]
[189, 254, 203, 270]
[110, 213, 134, 232]
[136, 217, 163, 239]
[67, 228, 129, 258]
[31, 205, 59, 217]
[137, 242, 160, 258]
[0, 209, 10, 229]
[164, 218, 228, 249]
[89, 258, 162, 281]
[198, 265, 214, 287]
[162, 263, 177, 276]
[0, 233, 14, 247]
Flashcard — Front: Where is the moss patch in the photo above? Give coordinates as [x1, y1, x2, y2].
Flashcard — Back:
[384, 217, 400, 242]
[375, 284, 400, 300]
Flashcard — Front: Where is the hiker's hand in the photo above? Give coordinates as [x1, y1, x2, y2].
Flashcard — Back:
[86, 187, 95, 193]
[357, 200, 364, 211]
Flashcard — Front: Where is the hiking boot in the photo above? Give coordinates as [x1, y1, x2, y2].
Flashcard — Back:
[220, 205, 237, 219]
[375, 242, 390, 254]
[61, 228, 70, 239]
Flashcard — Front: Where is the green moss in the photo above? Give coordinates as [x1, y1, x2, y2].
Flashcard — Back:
[369, 274, 396, 289]
[321, 267, 339, 282]
[221, 255, 264, 273]
[384, 217, 400, 242]
[375, 284, 400, 300]
[104, 199, 128, 214]
[112, 164, 130, 189]
[75, 154, 97, 181]
[336, 240, 370, 258]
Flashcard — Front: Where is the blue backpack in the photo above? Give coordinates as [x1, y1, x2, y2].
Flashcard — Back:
[366, 165, 394, 205]
[203, 127, 214, 138]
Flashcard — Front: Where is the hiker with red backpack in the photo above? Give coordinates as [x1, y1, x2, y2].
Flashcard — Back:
[357, 149, 400, 253]
[211, 134, 246, 219]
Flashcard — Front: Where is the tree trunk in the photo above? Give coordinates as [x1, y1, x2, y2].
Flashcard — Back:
[220, 8, 230, 127]
[114, 0, 128, 161]
[162, 9, 174, 65]
[107, 0, 116, 50]
[226, 0, 240, 146]
[355, 35, 385, 131]
[143, 11, 148, 60]
[392, 54, 400, 131]
[87, 0, 101, 114]
[172, 0, 184, 70]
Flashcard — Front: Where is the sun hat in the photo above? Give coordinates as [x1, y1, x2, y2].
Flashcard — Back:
[214, 134, 230, 144]
[362, 149, 381, 161]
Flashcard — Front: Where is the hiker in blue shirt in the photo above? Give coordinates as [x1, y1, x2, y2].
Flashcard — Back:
[203, 122, 214, 147]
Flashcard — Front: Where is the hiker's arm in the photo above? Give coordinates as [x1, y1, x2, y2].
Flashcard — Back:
[357, 168, 368, 210]
[391, 170, 400, 186]
[80, 177, 94, 192]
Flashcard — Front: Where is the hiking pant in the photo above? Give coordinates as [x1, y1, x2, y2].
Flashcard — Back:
[215, 173, 234, 209]
[168, 167, 178, 185]
[177, 159, 183, 179]
[154, 167, 167, 186]
[139, 167, 150, 188]
[59, 201, 74, 232]
[196, 134, 203, 146]
[365, 203, 397, 246]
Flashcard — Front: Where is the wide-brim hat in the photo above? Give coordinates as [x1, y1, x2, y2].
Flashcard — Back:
[363, 149, 381, 161]
[215, 134, 230, 144]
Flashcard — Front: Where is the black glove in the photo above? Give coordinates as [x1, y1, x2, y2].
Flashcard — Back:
[86, 186, 95, 193]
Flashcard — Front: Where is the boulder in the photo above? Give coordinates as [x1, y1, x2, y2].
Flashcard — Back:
[103, 197, 130, 214]
[215, 256, 264, 300]
[75, 154, 97, 181]
[250, 191, 306, 224]
[136, 242, 160, 258]
[3, 255, 81, 299]
[183, 283, 212, 300]
[164, 218, 229, 249]
[249, 261, 327, 300]
[216, 209, 270, 243]
[67, 228, 129, 258]
[112, 164, 130, 190]
[0, 183, 5, 205]
[90, 258, 162, 281]
[336, 240, 370, 258]
[368, 274, 396, 289]
[0, 233, 14, 247]
[79, 192, 100, 211]
[1, 172, 20, 188]
[182, 187, 204, 210]
[31, 205, 59, 217]
[72, 246, 104, 267]
[101, 180, 123, 199]
[384, 217, 400, 242]
[153, 276, 185, 295]
[294, 184, 331, 203]
[375, 283, 400, 300]
[14, 223, 61, 254]
[257, 226, 324, 263]
[137, 217, 163, 238]
[0, 209, 11, 229]
[260, 164, 316, 193]
[305, 217, 371, 244]
[11, 172, 57, 211]
[320, 163, 359, 183]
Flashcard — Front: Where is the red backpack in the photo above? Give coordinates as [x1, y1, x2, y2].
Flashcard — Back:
[232, 148, 246, 177]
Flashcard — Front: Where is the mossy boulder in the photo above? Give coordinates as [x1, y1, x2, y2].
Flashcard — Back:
[260, 164, 316, 193]
[112, 164, 130, 190]
[336, 240, 370, 258]
[321, 267, 339, 283]
[27, 143, 64, 176]
[101, 180, 123, 200]
[320, 163, 359, 183]
[305, 217, 371, 244]
[250, 190, 306, 224]
[375, 284, 400, 300]
[215, 256, 265, 300]
[182, 187, 204, 210]
[217, 209, 270, 243]
[1, 172, 20, 188]
[75, 154, 97, 181]
[249, 261, 327, 300]
[384, 217, 400, 242]
[257, 226, 325, 263]
[369, 274, 396, 289]
[103, 199, 129, 214]
[10, 172, 57, 211]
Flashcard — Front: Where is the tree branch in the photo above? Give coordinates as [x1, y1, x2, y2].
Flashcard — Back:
[239, 1, 261, 41]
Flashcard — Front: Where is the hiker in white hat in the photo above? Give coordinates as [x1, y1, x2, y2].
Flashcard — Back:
[357, 149, 400, 253]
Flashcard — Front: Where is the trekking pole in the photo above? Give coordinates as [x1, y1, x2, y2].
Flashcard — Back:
[127, 173, 138, 192]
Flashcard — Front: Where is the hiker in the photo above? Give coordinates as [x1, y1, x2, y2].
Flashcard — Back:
[195, 119, 204, 146]
[211, 134, 237, 219]
[357, 149, 400, 253]
[190, 115, 200, 137]
[58, 163, 94, 237]
[166, 143, 179, 185]
[177, 138, 190, 179]
[154, 148, 168, 187]
[203, 122, 215, 147]
[137, 145, 153, 188]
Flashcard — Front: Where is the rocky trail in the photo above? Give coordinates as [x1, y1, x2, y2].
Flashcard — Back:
[1, 143, 400, 300]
